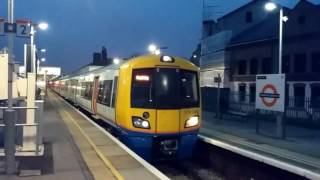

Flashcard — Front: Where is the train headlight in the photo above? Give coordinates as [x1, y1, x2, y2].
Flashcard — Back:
[132, 117, 150, 129]
[185, 116, 199, 128]
[161, 56, 175, 63]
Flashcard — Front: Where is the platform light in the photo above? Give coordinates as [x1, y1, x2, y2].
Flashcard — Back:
[41, 58, 46, 62]
[155, 49, 161, 55]
[38, 22, 49, 30]
[193, 54, 197, 58]
[40, 49, 46, 53]
[185, 116, 199, 128]
[148, 44, 157, 53]
[265, 2, 277, 11]
[113, 58, 120, 65]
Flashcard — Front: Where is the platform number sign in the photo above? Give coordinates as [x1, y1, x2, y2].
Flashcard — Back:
[16, 20, 31, 37]
[0, 18, 4, 36]
[255, 74, 285, 112]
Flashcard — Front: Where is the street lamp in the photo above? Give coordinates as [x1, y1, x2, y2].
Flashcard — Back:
[148, 44, 157, 54]
[265, 1, 289, 138]
[30, 22, 48, 73]
[264, 2, 288, 74]
[38, 22, 48, 30]
[40, 48, 46, 53]
[113, 58, 120, 65]
[265, 2, 277, 11]
[41, 57, 46, 62]
[155, 49, 161, 55]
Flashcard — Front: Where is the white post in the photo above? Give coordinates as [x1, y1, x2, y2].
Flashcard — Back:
[277, 7, 285, 139]
[279, 8, 283, 74]
[30, 25, 36, 73]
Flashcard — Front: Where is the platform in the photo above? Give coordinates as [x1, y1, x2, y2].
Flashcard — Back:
[0, 91, 168, 180]
[199, 113, 320, 180]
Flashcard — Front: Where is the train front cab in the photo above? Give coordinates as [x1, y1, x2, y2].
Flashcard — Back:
[116, 56, 201, 160]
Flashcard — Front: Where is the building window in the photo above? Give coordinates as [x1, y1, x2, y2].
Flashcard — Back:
[297, 16, 306, 25]
[294, 85, 305, 108]
[249, 85, 256, 103]
[311, 85, 320, 108]
[282, 55, 290, 74]
[312, 52, 320, 73]
[262, 57, 272, 74]
[239, 84, 246, 102]
[246, 11, 253, 23]
[238, 60, 247, 75]
[294, 53, 306, 73]
[250, 58, 258, 75]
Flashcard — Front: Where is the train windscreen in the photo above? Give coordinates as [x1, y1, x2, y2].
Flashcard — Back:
[131, 68, 199, 109]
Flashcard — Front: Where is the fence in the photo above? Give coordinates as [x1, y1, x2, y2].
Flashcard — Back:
[0, 99, 44, 155]
[202, 89, 320, 127]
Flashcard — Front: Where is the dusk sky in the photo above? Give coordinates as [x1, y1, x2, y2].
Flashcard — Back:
[0, 0, 319, 73]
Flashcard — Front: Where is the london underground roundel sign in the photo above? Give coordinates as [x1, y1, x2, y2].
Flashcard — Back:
[255, 74, 285, 112]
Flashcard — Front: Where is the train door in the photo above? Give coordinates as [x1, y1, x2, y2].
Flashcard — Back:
[155, 68, 180, 134]
[92, 76, 99, 114]
[74, 79, 78, 102]
[110, 76, 118, 122]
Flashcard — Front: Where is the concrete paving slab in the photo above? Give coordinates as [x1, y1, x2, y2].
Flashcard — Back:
[108, 155, 142, 170]
[119, 167, 160, 180]
[100, 146, 128, 157]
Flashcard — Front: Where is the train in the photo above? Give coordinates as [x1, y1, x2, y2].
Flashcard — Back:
[51, 55, 201, 160]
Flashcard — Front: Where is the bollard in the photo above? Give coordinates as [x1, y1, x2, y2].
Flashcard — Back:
[4, 109, 17, 174]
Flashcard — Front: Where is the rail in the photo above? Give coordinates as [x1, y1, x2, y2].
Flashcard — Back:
[0, 103, 43, 156]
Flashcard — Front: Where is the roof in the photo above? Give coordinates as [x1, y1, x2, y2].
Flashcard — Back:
[217, 0, 267, 21]
[227, 13, 278, 47]
[227, 0, 319, 47]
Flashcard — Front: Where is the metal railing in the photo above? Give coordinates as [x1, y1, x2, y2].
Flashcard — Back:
[0, 103, 43, 156]
[207, 92, 320, 126]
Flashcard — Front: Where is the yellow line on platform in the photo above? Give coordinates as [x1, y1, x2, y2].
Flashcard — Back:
[52, 94, 125, 180]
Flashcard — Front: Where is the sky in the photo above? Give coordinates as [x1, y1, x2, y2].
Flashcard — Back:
[0, 0, 319, 73]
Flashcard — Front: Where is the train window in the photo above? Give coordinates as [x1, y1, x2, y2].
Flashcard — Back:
[81, 82, 86, 97]
[83, 82, 93, 100]
[155, 68, 180, 109]
[180, 70, 199, 108]
[101, 80, 113, 106]
[98, 81, 105, 103]
[131, 68, 155, 108]
[111, 77, 118, 108]
[131, 68, 199, 109]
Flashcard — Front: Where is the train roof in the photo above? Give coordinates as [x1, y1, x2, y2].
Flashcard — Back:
[56, 55, 198, 81]
[123, 55, 198, 70]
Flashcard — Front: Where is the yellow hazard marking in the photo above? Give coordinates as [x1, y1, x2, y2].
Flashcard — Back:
[52, 94, 124, 180]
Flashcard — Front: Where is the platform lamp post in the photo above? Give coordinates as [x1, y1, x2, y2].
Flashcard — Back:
[30, 22, 48, 74]
[265, 2, 289, 138]
[5, 0, 16, 174]
[148, 44, 168, 55]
